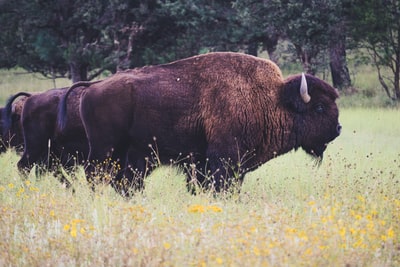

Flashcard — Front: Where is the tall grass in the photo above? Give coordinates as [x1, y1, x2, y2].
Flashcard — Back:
[0, 64, 399, 265]
[0, 108, 399, 266]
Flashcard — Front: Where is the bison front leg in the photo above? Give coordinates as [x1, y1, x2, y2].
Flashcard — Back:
[84, 146, 123, 188]
[17, 138, 51, 172]
[187, 147, 244, 192]
[111, 148, 150, 196]
[204, 151, 245, 193]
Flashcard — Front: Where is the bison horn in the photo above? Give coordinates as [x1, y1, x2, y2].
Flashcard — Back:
[300, 73, 311, 103]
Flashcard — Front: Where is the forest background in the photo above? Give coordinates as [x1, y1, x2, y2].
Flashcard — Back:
[1, 0, 400, 103]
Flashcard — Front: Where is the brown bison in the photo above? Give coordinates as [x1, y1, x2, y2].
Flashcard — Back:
[1, 92, 32, 153]
[17, 85, 92, 172]
[59, 52, 341, 193]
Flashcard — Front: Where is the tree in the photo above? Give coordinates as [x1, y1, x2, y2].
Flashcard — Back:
[0, 1, 67, 79]
[135, 0, 243, 65]
[0, 0, 149, 82]
[349, 0, 400, 100]
[329, 22, 352, 90]
[232, 0, 351, 89]
[1, 0, 354, 88]
[276, 0, 346, 75]
[232, 0, 282, 60]
[1, 0, 237, 81]
[328, 3, 352, 89]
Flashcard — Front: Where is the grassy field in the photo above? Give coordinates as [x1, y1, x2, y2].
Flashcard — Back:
[0, 68, 400, 266]
[0, 69, 72, 103]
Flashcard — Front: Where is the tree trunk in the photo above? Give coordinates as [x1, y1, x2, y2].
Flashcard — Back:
[329, 28, 351, 90]
[69, 61, 88, 82]
[247, 42, 258, 56]
[295, 44, 314, 75]
[394, 27, 400, 100]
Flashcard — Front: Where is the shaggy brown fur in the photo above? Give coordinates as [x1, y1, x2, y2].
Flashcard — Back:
[18, 87, 89, 172]
[59, 52, 341, 193]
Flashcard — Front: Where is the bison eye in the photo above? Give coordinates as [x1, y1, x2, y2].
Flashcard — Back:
[315, 103, 325, 113]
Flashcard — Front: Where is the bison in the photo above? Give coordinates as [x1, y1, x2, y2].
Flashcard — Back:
[59, 52, 341, 193]
[17, 85, 92, 172]
[1, 92, 32, 153]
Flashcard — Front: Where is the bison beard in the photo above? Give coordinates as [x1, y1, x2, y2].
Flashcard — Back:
[59, 52, 341, 194]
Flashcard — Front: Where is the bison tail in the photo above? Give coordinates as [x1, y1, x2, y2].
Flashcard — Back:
[57, 88, 70, 131]
[2, 92, 31, 136]
[57, 80, 101, 131]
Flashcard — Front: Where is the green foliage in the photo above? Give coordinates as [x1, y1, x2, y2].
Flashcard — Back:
[233, 0, 344, 72]
[136, 0, 242, 65]
[348, 0, 400, 100]
[0, 0, 163, 81]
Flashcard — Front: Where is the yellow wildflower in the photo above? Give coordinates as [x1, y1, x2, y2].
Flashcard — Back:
[303, 248, 313, 256]
[339, 227, 346, 238]
[188, 204, 205, 213]
[286, 227, 297, 234]
[163, 242, 171, 250]
[16, 187, 25, 197]
[63, 224, 71, 231]
[72, 218, 85, 224]
[208, 205, 223, 212]
[70, 228, 77, 238]
[253, 246, 261, 256]
[188, 204, 223, 213]
[387, 227, 394, 239]
[357, 195, 366, 203]
[29, 186, 39, 192]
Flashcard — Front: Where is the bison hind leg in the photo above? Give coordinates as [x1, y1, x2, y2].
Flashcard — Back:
[111, 165, 147, 198]
[111, 150, 155, 197]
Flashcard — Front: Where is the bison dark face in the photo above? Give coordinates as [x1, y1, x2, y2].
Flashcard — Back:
[0, 107, 5, 152]
[282, 73, 341, 159]
[1, 93, 32, 154]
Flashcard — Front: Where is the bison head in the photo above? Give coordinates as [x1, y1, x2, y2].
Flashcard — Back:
[282, 73, 341, 160]
[0, 107, 4, 152]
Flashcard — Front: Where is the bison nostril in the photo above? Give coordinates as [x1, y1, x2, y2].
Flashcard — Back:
[337, 124, 342, 134]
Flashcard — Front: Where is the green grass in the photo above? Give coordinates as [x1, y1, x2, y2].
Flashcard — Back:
[0, 68, 399, 266]
[0, 108, 399, 266]
[0, 68, 71, 103]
